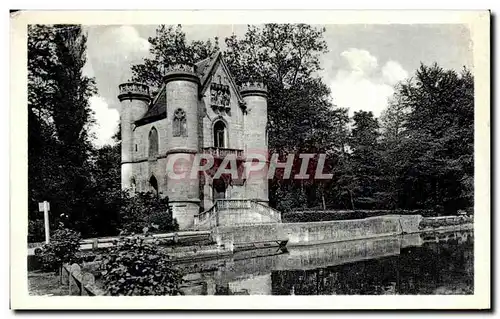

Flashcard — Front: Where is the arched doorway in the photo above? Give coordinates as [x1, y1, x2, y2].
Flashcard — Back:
[149, 175, 158, 196]
[212, 178, 227, 200]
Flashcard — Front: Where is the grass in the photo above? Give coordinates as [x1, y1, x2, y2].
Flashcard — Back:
[28, 271, 67, 296]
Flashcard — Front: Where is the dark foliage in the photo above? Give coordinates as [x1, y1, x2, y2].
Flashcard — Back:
[119, 192, 179, 234]
[35, 223, 82, 272]
[100, 232, 183, 296]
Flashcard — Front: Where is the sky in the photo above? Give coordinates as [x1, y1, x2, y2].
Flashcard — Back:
[83, 24, 473, 147]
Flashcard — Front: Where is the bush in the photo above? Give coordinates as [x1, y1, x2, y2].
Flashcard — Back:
[28, 219, 45, 243]
[35, 223, 81, 272]
[100, 231, 183, 296]
[119, 192, 178, 234]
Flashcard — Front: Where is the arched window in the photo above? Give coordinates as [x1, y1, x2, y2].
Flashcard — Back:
[213, 120, 226, 148]
[149, 175, 158, 196]
[148, 127, 159, 158]
[173, 108, 187, 137]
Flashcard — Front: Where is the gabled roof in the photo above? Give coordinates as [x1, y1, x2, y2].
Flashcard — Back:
[135, 51, 244, 127]
[197, 51, 244, 104]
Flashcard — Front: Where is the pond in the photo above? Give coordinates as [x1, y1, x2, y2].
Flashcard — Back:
[179, 230, 473, 295]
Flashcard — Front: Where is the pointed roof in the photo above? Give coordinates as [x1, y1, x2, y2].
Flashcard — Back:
[135, 52, 244, 127]
[196, 51, 244, 104]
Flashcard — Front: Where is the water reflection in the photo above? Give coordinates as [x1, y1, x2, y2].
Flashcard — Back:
[180, 231, 473, 295]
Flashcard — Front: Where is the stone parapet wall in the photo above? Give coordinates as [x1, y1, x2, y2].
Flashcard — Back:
[211, 215, 423, 250]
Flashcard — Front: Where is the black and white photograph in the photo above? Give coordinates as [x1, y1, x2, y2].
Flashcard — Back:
[10, 9, 490, 310]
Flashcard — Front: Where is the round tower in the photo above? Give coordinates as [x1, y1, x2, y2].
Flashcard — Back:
[164, 63, 200, 229]
[240, 81, 269, 204]
[117, 82, 150, 190]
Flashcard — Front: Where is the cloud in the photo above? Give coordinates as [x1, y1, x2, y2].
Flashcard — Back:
[89, 95, 119, 148]
[86, 25, 151, 97]
[340, 48, 378, 74]
[330, 48, 408, 117]
[382, 60, 409, 85]
[89, 26, 150, 63]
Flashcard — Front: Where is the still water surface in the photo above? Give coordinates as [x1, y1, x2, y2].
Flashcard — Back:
[180, 231, 473, 295]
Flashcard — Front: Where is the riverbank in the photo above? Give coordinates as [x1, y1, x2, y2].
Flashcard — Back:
[30, 228, 472, 296]
[28, 214, 473, 271]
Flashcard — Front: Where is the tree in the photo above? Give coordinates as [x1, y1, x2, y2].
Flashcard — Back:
[383, 63, 474, 214]
[28, 24, 97, 237]
[337, 111, 384, 209]
[378, 90, 411, 209]
[224, 24, 350, 210]
[130, 24, 219, 92]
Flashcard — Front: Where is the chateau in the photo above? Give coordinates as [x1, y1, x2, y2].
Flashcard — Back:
[118, 52, 272, 230]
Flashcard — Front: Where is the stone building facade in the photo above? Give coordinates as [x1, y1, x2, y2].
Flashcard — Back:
[118, 52, 269, 230]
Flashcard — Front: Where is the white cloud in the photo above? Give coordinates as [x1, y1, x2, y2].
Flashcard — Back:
[382, 60, 409, 85]
[91, 26, 150, 62]
[330, 49, 409, 117]
[340, 48, 378, 75]
[89, 96, 119, 147]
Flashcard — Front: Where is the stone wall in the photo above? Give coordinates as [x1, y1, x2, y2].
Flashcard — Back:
[201, 65, 245, 151]
[211, 215, 422, 249]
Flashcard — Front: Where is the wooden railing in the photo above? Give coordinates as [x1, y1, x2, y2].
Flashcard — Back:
[60, 263, 105, 296]
[29, 231, 212, 256]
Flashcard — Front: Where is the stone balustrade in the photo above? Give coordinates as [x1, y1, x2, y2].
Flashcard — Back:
[202, 147, 244, 159]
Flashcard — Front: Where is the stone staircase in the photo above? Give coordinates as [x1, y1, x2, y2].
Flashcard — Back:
[194, 199, 282, 230]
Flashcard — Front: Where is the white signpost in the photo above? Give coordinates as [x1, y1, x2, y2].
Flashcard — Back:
[38, 201, 50, 244]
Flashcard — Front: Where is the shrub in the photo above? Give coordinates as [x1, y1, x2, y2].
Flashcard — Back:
[100, 231, 183, 296]
[119, 192, 178, 234]
[28, 219, 45, 243]
[35, 223, 81, 272]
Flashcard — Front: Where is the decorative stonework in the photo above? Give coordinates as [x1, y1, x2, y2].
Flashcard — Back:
[166, 63, 196, 74]
[173, 108, 187, 137]
[118, 82, 150, 102]
[164, 63, 200, 85]
[210, 82, 231, 114]
[239, 81, 268, 98]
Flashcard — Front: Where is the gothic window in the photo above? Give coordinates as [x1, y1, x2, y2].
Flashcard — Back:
[149, 175, 158, 197]
[148, 127, 159, 158]
[173, 108, 187, 137]
[213, 120, 226, 148]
